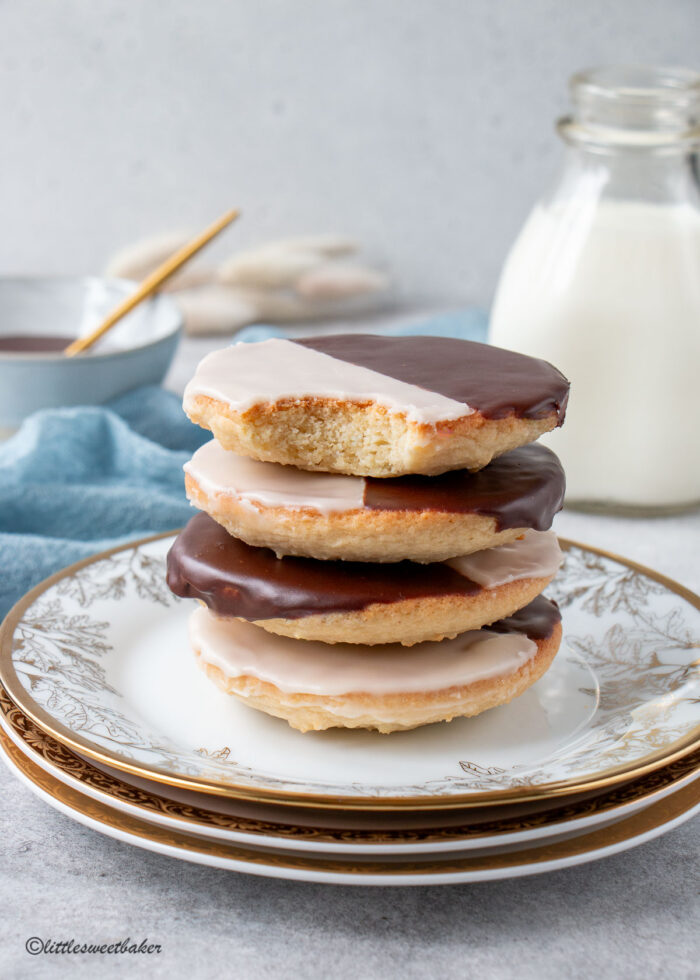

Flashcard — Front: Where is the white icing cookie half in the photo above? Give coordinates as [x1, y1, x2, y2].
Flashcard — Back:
[190, 597, 563, 732]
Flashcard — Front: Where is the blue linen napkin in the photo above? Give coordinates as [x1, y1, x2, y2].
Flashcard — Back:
[0, 387, 209, 618]
[0, 309, 488, 619]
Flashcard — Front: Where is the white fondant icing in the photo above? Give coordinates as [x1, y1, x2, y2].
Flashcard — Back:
[190, 606, 538, 696]
[183, 338, 473, 424]
[447, 530, 562, 588]
[185, 439, 364, 513]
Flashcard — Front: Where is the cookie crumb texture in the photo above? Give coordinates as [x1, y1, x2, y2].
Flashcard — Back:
[186, 394, 557, 477]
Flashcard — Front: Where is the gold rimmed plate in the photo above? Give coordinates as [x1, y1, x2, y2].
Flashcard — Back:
[1, 532, 698, 810]
[2, 728, 699, 885]
[1, 685, 698, 855]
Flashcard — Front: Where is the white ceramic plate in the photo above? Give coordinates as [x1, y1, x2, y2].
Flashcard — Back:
[1, 534, 698, 809]
[2, 729, 698, 885]
[2, 686, 698, 855]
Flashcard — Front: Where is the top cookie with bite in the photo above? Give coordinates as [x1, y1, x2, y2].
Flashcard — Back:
[183, 334, 569, 477]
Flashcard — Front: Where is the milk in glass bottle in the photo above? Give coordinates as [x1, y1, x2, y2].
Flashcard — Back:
[490, 66, 700, 512]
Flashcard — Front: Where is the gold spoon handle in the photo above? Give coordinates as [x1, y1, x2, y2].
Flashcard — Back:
[64, 208, 240, 357]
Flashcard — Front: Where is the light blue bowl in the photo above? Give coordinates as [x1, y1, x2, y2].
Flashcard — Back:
[0, 277, 182, 430]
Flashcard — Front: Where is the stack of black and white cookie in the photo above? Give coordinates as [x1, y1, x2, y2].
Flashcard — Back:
[167, 334, 569, 733]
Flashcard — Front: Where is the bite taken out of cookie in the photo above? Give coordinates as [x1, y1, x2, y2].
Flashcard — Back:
[183, 335, 569, 477]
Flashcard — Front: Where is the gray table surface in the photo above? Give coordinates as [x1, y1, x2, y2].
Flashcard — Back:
[2, 331, 699, 979]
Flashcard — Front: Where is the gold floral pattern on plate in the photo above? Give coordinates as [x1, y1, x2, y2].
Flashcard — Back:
[0, 532, 698, 809]
[2, 728, 699, 882]
[1, 685, 698, 845]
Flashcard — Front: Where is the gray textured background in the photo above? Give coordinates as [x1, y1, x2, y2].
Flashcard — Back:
[1, 0, 698, 305]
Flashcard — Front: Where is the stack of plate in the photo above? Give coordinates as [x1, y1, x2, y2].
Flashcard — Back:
[1, 532, 698, 886]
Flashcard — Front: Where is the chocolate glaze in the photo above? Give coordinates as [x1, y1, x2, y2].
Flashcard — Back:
[0, 334, 75, 352]
[489, 595, 561, 642]
[295, 334, 569, 422]
[167, 512, 484, 621]
[363, 444, 565, 531]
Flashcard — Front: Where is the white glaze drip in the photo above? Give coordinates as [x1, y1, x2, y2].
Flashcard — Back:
[185, 439, 364, 513]
[183, 338, 473, 424]
[447, 530, 562, 588]
[190, 606, 538, 696]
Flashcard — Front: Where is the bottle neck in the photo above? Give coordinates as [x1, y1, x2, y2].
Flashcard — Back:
[549, 67, 700, 210]
[559, 65, 700, 155]
[546, 143, 700, 212]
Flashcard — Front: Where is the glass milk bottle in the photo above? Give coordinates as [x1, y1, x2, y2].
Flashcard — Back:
[490, 66, 700, 513]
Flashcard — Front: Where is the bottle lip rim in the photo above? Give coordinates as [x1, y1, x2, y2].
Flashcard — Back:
[571, 65, 700, 107]
[557, 116, 700, 151]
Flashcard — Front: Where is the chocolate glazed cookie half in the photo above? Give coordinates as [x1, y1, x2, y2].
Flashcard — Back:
[167, 514, 562, 646]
